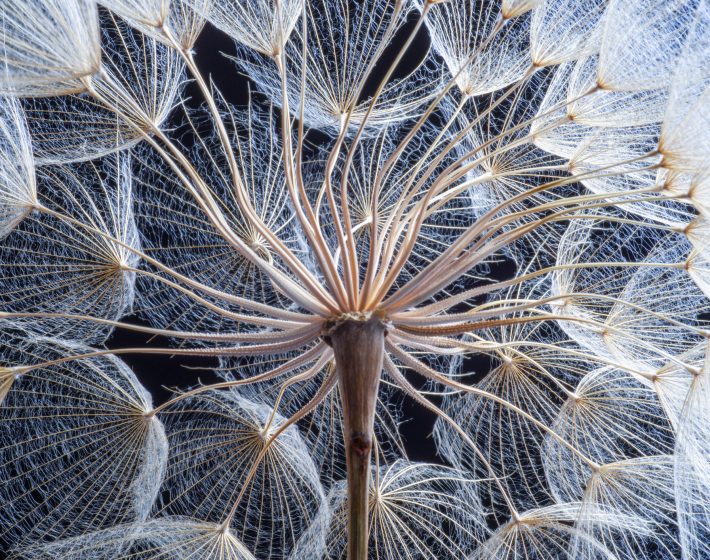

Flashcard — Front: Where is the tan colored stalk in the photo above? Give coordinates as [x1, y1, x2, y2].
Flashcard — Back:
[379, 181, 668, 311]
[366, 70, 542, 295]
[362, 16, 519, 296]
[339, 3, 430, 309]
[389, 330, 673, 381]
[36, 204, 312, 322]
[392, 310, 700, 375]
[368, 137, 647, 308]
[178, 46, 335, 308]
[273, 54, 350, 308]
[12, 327, 322, 377]
[83, 78, 335, 316]
[384, 343, 601, 469]
[0, 310, 313, 341]
[365, 83, 609, 301]
[324, 316, 388, 560]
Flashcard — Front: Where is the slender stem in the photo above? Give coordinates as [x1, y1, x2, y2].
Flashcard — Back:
[386, 342, 600, 470]
[375, 155, 662, 311]
[83, 77, 334, 316]
[262, 352, 332, 432]
[392, 288, 704, 337]
[148, 344, 330, 417]
[222, 369, 339, 527]
[326, 318, 388, 560]
[364, 14, 520, 296]
[380, 182, 667, 312]
[400, 260, 686, 318]
[340, 3, 430, 309]
[13, 329, 322, 377]
[35, 205, 312, 323]
[389, 330, 674, 381]
[178, 48, 335, 310]
[368, 69, 541, 300]
[272, 52, 349, 307]
[0, 310, 310, 342]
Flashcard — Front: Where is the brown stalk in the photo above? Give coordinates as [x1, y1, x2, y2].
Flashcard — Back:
[324, 316, 387, 560]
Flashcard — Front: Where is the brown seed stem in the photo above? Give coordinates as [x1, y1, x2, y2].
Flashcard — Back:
[326, 317, 387, 560]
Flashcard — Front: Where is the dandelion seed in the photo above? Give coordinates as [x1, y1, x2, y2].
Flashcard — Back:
[159, 388, 326, 559]
[0, 154, 139, 342]
[0, 0, 101, 96]
[293, 460, 488, 560]
[0, 333, 167, 547]
[0, 96, 36, 238]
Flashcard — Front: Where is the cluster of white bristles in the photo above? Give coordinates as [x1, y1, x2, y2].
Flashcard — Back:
[0, 0, 709, 559]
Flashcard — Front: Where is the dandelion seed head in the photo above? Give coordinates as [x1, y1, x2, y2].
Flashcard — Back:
[1, 0, 709, 558]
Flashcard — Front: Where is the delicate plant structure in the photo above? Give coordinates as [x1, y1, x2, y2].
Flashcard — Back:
[0, 0, 709, 559]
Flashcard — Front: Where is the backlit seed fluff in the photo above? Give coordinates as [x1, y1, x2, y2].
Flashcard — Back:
[1, 1, 709, 559]
[0, 0, 101, 96]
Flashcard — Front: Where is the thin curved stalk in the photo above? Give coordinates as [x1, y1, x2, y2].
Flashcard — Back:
[385, 342, 600, 470]
[177, 45, 338, 311]
[221, 368, 339, 527]
[397, 260, 686, 318]
[380, 183, 669, 312]
[148, 344, 330, 417]
[382, 353, 522, 515]
[13, 328, 322, 377]
[273, 51, 349, 308]
[84, 71, 337, 316]
[0, 311, 312, 341]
